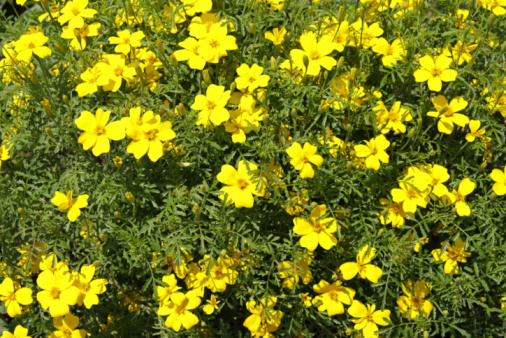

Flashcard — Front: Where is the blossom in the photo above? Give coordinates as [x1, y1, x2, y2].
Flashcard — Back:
[350, 20, 384, 49]
[278, 256, 312, 289]
[100, 54, 137, 92]
[74, 264, 108, 309]
[432, 238, 471, 274]
[172, 38, 213, 70]
[51, 190, 89, 222]
[391, 167, 431, 213]
[14, 32, 52, 62]
[156, 274, 182, 306]
[108, 30, 145, 55]
[60, 22, 101, 51]
[265, 27, 287, 45]
[36, 267, 80, 317]
[0, 277, 33, 317]
[203, 295, 220, 314]
[0, 325, 31, 338]
[414, 54, 457, 92]
[224, 96, 264, 143]
[196, 255, 238, 292]
[290, 32, 336, 76]
[427, 95, 469, 134]
[75, 64, 110, 97]
[50, 313, 87, 338]
[234, 64, 270, 92]
[348, 300, 391, 338]
[293, 204, 337, 251]
[216, 160, 266, 208]
[58, 0, 97, 29]
[372, 38, 406, 67]
[0, 143, 11, 170]
[425, 164, 451, 197]
[397, 281, 433, 320]
[180, 0, 212, 17]
[158, 291, 201, 332]
[312, 279, 355, 316]
[465, 119, 486, 142]
[339, 245, 383, 283]
[126, 120, 176, 162]
[354, 134, 390, 170]
[202, 25, 238, 63]
[374, 101, 412, 134]
[444, 41, 478, 65]
[243, 295, 283, 334]
[449, 178, 476, 216]
[490, 166, 506, 196]
[286, 142, 323, 179]
[377, 198, 413, 228]
[75, 108, 126, 156]
[191, 84, 231, 126]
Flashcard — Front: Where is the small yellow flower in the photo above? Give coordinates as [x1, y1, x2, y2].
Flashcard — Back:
[354, 135, 390, 170]
[108, 29, 146, 55]
[427, 95, 469, 134]
[234, 64, 270, 92]
[372, 38, 406, 67]
[113, 156, 123, 167]
[50, 313, 87, 338]
[339, 245, 383, 283]
[203, 294, 220, 314]
[58, 0, 97, 29]
[286, 142, 323, 179]
[0, 277, 33, 318]
[432, 238, 471, 274]
[191, 84, 231, 126]
[158, 291, 201, 332]
[125, 192, 135, 202]
[217, 160, 266, 208]
[490, 166, 506, 196]
[1, 325, 32, 338]
[374, 101, 412, 134]
[74, 264, 108, 309]
[397, 281, 433, 320]
[290, 32, 336, 76]
[293, 204, 337, 251]
[264, 27, 287, 45]
[51, 190, 89, 222]
[465, 120, 486, 142]
[445, 178, 475, 216]
[312, 279, 355, 316]
[36, 267, 81, 317]
[14, 32, 52, 62]
[414, 54, 457, 92]
[348, 300, 391, 338]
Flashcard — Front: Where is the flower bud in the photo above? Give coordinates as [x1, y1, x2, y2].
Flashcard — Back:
[377, 228, 385, 237]
[262, 55, 267, 64]
[170, 54, 178, 67]
[345, 328, 352, 336]
[270, 56, 278, 72]
[323, 70, 329, 81]
[248, 288, 254, 295]
[200, 184, 207, 193]
[177, 103, 186, 115]
[303, 55, 310, 70]
[114, 211, 121, 218]
[423, 331, 429, 338]
[336, 56, 345, 71]
[490, 192, 497, 200]
[391, 142, 396, 147]
[338, 6, 346, 23]
[428, 149, 435, 156]
[192, 204, 201, 215]
[99, 234, 108, 242]
[201, 80, 206, 89]
[248, 22, 256, 35]
[203, 69, 211, 84]
[134, 65, 144, 79]
[125, 192, 135, 202]
[54, 43, 65, 54]
[442, 310, 449, 317]
[480, 297, 486, 302]
[45, 127, 53, 137]
[408, 128, 416, 138]
[30, 72, 39, 85]
[479, 162, 487, 171]
[417, 117, 423, 127]
[346, 123, 352, 132]
[220, 249, 227, 256]
[63, 95, 69, 104]
[291, 108, 297, 118]
[18, 207, 25, 215]
[41, 99, 52, 114]
[487, 14, 496, 28]
[501, 41, 506, 54]
[156, 40, 164, 54]
[230, 82, 236, 93]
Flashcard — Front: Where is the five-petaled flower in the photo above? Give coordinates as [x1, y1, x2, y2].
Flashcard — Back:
[427, 95, 469, 134]
[217, 160, 266, 208]
[312, 279, 355, 316]
[432, 237, 471, 274]
[0, 277, 33, 318]
[397, 281, 433, 320]
[51, 190, 89, 222]
[108, 29, 146, 55]
[414, 54, 457, 92]
[348, 300, 391, 338]
[286, 142, 323, 179]
[354, 134, 390, 170]
[339, 245, 383, 283]
[490, 166, 506, 196]
[293, 204, 337, 251]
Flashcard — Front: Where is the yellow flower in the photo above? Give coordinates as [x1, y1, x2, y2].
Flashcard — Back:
[14, 32, 52, 62]
[217, 160, 266, 208]
[414, 54, 457, 92]
[425, 164, 450, 197]
[0, 143, 11, 170]
[300, 293, 312, 307]
[278, 256, 312, 289]
[501, 297, 506, 309]
[156, 274, 182, 306]
[172, 38, 214, 70]
[443, 41, 478, 65]
[312, 279, 355, 316]
[0, 277, 33, 317]
[202, 25, 238, 63]
[293, 204, 337, 251]
[196, 255, 238, 292]
[58, 0, 97, 29]
[290, 32, 336, 76]
[75, 64, 110, 97]
[397, 281, 433, 320]
[265, 27, 287, 45]
[348, 300, 391, 338]
[191, 84, 231, 126]
[126, 119, 176, 162]
[180, 0, 212, 16]
[36, 267, 80, 317]
[224, 96, 265, 143]
[75, 108, 126, 156]
[350, 20, 384, 49]
[60, 22, 101, 51]
[374, 101, 412, 134]
[432, 238, 471, 274]
[427, 95, 469, 134]
[448, 178, 476, 216]
[243, 295, 283, 334]
[158, 291, 201, 332]
[235, 64, 270, 92]
[100, 54, 137, 92]
[49, 313, 87, 338]
[372, 38, 406, 67]
[354, 134, 390, 170]
[203, 295, 220, 314]
[0, 325, 32, 338]
[74, 264, 108, 309]
[377, 198, 413, 228]
[51, 190, 89, 222]
[113, 156, 123, 167]
[286, 142, 323, 179]
[465, 119, 486, 142]
[490, 166, 506, 195]
[339, 245, 383, 283]
[108, 29, 145, 55]
[282, 189, 309, 216]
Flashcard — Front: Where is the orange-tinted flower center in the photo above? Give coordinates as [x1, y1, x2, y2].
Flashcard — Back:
[28, 42, 35, 49]
[50, 287, 61, 299]
[309, 51, 320, 60]
[206, 100, 216, 110]
[406, 188, 418, 199]
[312, 222, 325, 233]
[431, 67, 442, 77]
[455, 192, 464, 202]
[96, 126, 106, 135]
[237, 178, 248, 190]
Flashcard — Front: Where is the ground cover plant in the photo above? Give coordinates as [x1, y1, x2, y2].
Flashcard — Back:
[1, 0, 506, 336]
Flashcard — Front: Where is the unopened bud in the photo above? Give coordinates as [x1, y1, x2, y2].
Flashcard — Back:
[490, 192, 497, 200]
[45, 127, 53, 136]
[270, 56, 278, 71]
[203, 69, 211, 84]
[134, 65, 144, 79]
[308, 5, 313, 15]
[338, 6, 346, 23]
[442, 310, 449, 317]
[99, 234, 108, 242]
[54, 43, 65, 54]
[114, 211, 121, 218]
[428, 149, 435, 156]
[170, 54, 178, 67]
[318, 106, 324, 114]
[125, 192, 135, 202]
[479, 162, 487, 171]
[18, 207, 25, 215]
[501, 41, 506, 54]
[291, 108, 297, 118]
[417, 118, 423, 127]
[200, 184, 207, 193]
[248, 288, 254, 295]
[345, 328, 352, 336]
[220, 249, 227, 256]
[156, 40, 164, 54]
[303, 55, 310, 70]
[63, 95, 69, 104]
[480, 297, 486, 302]
[487, 14, 496, 28]
[423, 331, 429, 338]
[177, 103, 186, 115]
[392, 142, 397, 147]
[336, 56, 345, 71]
[346, 123, 352, 132]
[377, 228, 385, 237]
[262, 55, 267, 64]
[351, 67, 358, 78]
[192, 204, 201, 215]
[41, 99, 52, 114]
[248, 22, 256, 35]
[230, 82, 236, 93]
[323, 70, 329, 81]
[30, 72, 39, 85]
[408, 128, 416, 138]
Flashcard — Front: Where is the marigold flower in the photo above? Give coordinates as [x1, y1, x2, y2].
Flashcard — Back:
[100, 54, 137, 92]
[278, 256, 312, 289]
[390, 172, 430, 214]
[293, 204, 337, 251]
[374, 101, 412, 134]
[202, 25, 238, 63]
[0, 277, 33, 317]
[181, 0, 212, 16]
[14, 32, 52, 62]
[354, 134, 390, 170]
[51, 190, 89, 222]
[0, 325, 31, 338]
[158, 291, 201, 332]
[216, 160, 266, 208]
[36, 267, 80, 317]
[286, 142, 323, 179]
[424, 164, 451, 197]
[243, 295, 283, 334]
[377, 198, 413, 228]
[447, 178, 475, 216]
[348, 300, 391, 338]
[223, 96, 264, 143]
[465, 119, 486, 142]
[427, 95, 469, 134]
[156, 274, 182, 306]
[50, 313, 87, 338]
[108, 29, 145, 55]
[350, 20, 384, 49]
[75, 108, 126, 156]
[372, 38, 406, 67]
[0, 143, 11, 170]
[397, 281, 433, 320]
[172, 38, 214, 70]
[265, 27, 287, 45]
[444, 41, 478, 65]
[432, 237, 471, 274]
[203, 295, 220, 314]
[75, 64, 110, 97]
[74, 264, 108, 309]
[414, 54, 457, 92]
[191, 84, 231, 126]
[58, 0, 97, 29]
[290, 32, 336, 76]
[60, 22, 101, 51]
[312, 279, 355, 316]
[235, 64, 270, 92]
[126, 120, 176, 162]
[490, 166, 506, 195]
[339, 245, 383, 283]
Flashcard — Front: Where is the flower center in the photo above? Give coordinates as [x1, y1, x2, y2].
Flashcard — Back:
[312, 222, 325, 233]
[79, 282, 91, 293]
[388, 111, 399, 121]
[237, 178, 248, 190]
[411, 296, 423, 307]
[431, 67, 442, 77]
[370, 146, 378, 156]
[7, 292, 16, 301]
[206, 100, 216, 110]
[209, 39, 219, 48]
[28, 42, 35, 49]
[146, 130, 156, 140]
[123, 38, 130, 45]
[96, 126, 106, 135]
[50, 287, 61, 299]
[114, 66, 124, 77]
[455, 193, 464, 202]
[385, 45, 394, 56]
[431, 178, 439, 186]
[328, 290, 340, 302]
[72, 7, 80, 16]
[406, 188, 418, 199]
[175, 304, 186, 314]
[309, 51, 320, 60]
[447, 249, 459, 260]
[248, 77, 256, 83]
